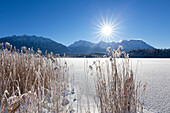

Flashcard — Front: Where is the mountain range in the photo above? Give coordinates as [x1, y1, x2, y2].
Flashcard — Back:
[68, 40, 154, 54]
[0, 35, 154, 54]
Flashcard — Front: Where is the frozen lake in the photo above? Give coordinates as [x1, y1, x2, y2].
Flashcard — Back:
[65, 58, 170, 113]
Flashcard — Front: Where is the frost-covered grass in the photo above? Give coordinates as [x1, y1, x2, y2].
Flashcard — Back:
[0, 43, 76, 112]
[85, 46, 147, 113]
[0, 42, 146, 113]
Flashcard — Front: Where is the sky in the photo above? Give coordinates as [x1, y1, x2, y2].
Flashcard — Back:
[0, 0, 170, 48]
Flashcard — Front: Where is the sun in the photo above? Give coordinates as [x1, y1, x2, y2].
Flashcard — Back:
[95, 15, 120, 41]
[101, 25, 112, 36]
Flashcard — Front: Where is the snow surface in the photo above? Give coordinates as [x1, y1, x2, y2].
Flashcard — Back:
[64, 58, 170, 113]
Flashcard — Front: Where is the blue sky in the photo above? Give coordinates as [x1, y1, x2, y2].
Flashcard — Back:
[0, 0, 170, 48]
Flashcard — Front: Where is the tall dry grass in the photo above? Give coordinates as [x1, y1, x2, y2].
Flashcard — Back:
[0, 42, 76, 113]
[87, 46, 147, 113]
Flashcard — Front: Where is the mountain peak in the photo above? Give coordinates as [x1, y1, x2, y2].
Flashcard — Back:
[69, 40, 93, 48]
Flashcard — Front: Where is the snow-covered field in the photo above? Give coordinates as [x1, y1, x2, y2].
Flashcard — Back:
[65, 58, 170, 113]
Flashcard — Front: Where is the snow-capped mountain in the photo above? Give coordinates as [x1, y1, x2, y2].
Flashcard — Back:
[69, 39, 154, 54]
[0, 35, 71, 54]
[0, 35, 154, 55]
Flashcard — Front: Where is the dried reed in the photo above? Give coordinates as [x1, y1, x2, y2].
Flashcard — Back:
[88, 46, 146, 113]
[0, 43, 76, 113]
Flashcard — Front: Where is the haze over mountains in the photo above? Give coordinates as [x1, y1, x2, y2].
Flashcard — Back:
[0, 35, 154, 54]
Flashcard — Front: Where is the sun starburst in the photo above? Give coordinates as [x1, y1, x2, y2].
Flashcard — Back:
[95, 15, 120, 41]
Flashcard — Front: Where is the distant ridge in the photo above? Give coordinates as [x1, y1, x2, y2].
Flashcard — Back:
[69, 39, 154, 54]
[0, 35, 71, 54]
